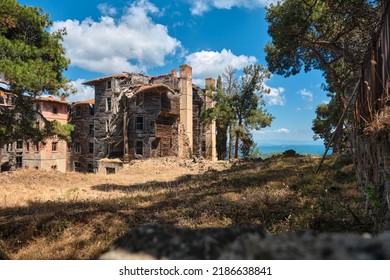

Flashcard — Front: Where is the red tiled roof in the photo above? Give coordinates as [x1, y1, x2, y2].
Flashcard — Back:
[72, 99, 94, 105]
[35, 96, 68, 104]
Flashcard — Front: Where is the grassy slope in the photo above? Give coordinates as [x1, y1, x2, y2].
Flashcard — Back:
[0, 155, 371, 259]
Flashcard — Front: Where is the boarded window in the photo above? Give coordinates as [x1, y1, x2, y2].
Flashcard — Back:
[136, 116, 144, 130]
[52, 142, 58, 152]
[135, 140, 143, 156]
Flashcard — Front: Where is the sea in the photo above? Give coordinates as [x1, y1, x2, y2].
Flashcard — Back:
[256, 144, 332, 157]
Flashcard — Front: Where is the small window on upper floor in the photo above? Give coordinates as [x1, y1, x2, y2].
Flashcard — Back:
[88, 142, 94, 154]
[107, 80, 112, 90]
[89, 105, 94, 115]
[52, 105, 58, 114]
[52, 142, 58, 152]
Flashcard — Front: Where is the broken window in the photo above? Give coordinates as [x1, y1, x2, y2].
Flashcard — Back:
[136, 116, 144, 131]
[135, 140, 143, 156]
[74, 162, 81, 172]
[74, 142, 80, 153]
[106, 97, 112, 111]
[52, 142, 58, 152]
[89, 142, 94, 154]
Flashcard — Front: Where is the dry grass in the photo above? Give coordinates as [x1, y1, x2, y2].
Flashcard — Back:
[0, 155, 371, 259]
[364, 106, 390, 134]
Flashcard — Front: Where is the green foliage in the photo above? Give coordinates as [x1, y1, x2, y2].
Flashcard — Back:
[364, 183, 380, 209]
[0, 0, 72, 149]
[312, 93, 343, 148]
[201, 65, 274, 159]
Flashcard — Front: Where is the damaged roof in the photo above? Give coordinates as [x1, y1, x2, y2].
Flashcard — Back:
[35, 96, 68, 104]
[83, 73, 130, 86]
[135, 83, 177, 95]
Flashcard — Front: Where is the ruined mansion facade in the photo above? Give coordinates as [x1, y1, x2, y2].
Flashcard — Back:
[1, 64, 217, 174]
[71, 64, 217, 173]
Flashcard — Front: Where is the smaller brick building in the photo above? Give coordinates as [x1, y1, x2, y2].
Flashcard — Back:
[22, 96, 69, 172]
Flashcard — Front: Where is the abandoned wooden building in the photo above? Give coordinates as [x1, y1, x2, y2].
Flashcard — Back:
[80, 64, 217, 174]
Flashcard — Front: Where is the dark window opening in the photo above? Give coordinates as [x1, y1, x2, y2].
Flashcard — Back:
[74, 142, 80, 153]
[16, 140, 23, 149]
[88, 163, 94, 173]
[89, 142, 94, 154]
[74, 162, 81, 172]
[136, 116, 144, 130]
[26, 142, 30, 152]
[35, 143, 40, 152]
[107, 80, 112, 90]
[53, 105, 58, 114]
[89, 105, 94, 115]
[52, 142, 58, 152]
[135, 140, 143, 156]
[89, 124, 94, 136]
[16, 155, 22, 169]
[106, 167, 115, 174]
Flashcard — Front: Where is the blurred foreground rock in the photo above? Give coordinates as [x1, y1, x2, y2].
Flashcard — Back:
[100, 225, 390, 260]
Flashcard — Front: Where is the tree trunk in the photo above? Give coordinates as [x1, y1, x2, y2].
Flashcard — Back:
[352, 127, 390, 233]
[234, 130, 240, 159]
[216, 121, 227, 160]
[228, 126, 233, 159]
[0, 143, 2, 173]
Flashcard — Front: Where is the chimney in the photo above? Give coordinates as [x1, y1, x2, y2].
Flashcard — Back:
[205, 77, 217, 161]
[171, 69, 177, 77]
[179, 64, 193, 153]
[205, 78, 216, 88]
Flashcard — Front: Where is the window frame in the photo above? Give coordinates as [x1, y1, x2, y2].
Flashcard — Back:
[135, 140, 143, 156]
[135, 115, 144, 131]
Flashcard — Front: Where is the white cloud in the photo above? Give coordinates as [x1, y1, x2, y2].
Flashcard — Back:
[274, 128, 290, 134]
[264, 86, 285, 106]
[189, 0, 278, 15]
[52, 0, 181, 75]
[67, 79, 95, 102]
[185, 49, 257, 79]
[297, 88, 314, 102]
[97, 3, 117, 16]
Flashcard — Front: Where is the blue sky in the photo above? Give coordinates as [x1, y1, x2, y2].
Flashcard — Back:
[18, 0, 329, 145]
